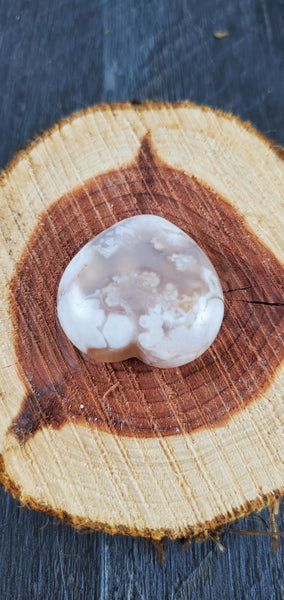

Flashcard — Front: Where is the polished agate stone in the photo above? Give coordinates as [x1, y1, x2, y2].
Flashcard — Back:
[57, 215, 224, 368]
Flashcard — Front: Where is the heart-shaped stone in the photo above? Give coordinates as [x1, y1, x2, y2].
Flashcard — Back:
[57, 215, 224, 368]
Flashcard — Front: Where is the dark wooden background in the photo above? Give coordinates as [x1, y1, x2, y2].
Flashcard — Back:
[0, 1, 283, 598]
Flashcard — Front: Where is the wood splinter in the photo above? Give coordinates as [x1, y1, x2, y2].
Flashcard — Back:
[269, 498, 281, 551]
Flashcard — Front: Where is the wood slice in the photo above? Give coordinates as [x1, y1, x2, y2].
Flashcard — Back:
[0, 101, 283, 540]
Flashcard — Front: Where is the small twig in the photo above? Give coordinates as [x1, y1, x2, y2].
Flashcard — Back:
[269, 498, 281, 551]
[228, 530, 284, 538]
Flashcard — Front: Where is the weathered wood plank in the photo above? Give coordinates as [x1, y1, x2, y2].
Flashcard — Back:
[0, 1, 283, 599]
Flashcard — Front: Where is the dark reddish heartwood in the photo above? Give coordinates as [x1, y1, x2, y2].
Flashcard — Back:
[9, 136, 284, 442]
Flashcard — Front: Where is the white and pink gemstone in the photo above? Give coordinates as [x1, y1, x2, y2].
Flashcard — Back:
[57, 215, 224, 368]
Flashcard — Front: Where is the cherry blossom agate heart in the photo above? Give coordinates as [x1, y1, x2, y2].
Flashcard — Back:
[57, 215, 224, 368]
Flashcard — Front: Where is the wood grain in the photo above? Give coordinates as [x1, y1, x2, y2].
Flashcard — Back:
[1, 102, 283, 542]
[9, 134, 284, 444]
